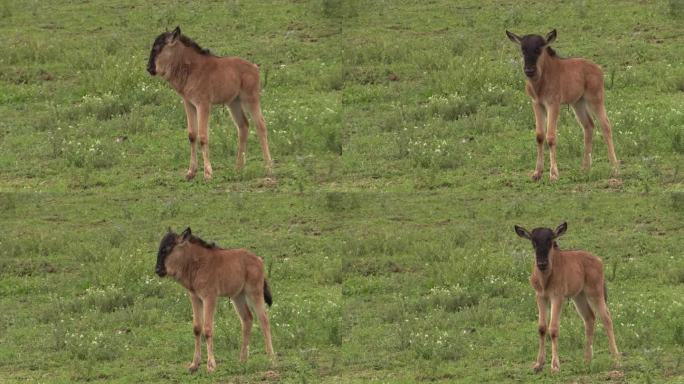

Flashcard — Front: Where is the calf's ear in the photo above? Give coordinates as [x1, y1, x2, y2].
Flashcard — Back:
[514, 225, 531, 240]
[545, 29, 557, 44]
[172, 26, 181, 40]
[180, 227, 192, 242]
[506, 30, 522, 45]
[554, 222, 567, 238]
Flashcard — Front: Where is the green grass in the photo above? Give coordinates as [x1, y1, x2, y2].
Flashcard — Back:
[1, 0, 682, 382]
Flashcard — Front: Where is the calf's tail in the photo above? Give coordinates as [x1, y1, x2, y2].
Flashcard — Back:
[264, 279, 273, 307]
[604, 281, 608, 303]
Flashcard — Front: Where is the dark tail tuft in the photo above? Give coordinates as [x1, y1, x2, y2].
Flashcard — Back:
[263, 279, 273, 307]
[604, 281, 608, 303]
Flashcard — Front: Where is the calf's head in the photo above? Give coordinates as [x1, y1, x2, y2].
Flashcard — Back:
[505, 29, 557, 79]
[155, 227, 191, 277]
[514, 222, 567, 271]
[147, 26, 182, 76]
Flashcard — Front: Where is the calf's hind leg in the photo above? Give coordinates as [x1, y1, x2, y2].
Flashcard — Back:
[247, 289, 275, 360]
[572, 101, 595, 171]
[588, 295, 620, 366]
[243, 99, 273, 176]
[228, 100, 249, 172]
[572, 293, 596, 365]
[587, 96, 619, 174]
[231, 294, 253, 362]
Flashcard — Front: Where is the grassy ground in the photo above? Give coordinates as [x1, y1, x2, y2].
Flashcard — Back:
[1, 0, 682, 382]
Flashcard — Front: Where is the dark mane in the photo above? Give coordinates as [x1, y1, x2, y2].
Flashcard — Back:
[189, 234, 219, 249]
[179, 34, 212, 56]
[546, 46, 557, 57]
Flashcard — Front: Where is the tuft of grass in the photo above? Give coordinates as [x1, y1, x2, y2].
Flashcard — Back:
[0, 1, 11, 18]
[669, 0, 684, 18]
[671, 191, 684, 211]
[324, 192, 360, 212]
[319, 0, 358, 19]
[672, 129, 684, 154]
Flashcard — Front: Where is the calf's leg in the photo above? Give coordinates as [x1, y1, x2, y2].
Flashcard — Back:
[573, 293, 596, 365]
[533, 294, 548, 372]
[549, 297, 564, 372]
[202, 296, 218, 372]
[188, 293, 204, 372]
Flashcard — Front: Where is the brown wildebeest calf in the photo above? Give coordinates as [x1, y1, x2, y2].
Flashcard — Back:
[514, 222, 619, 372]
[147, 27, 273, 180]
[506, 29, 619, 181]
[155, 227, 275, 373]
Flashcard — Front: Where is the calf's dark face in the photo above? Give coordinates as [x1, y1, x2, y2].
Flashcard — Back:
[506, 30, 557, 79]
[519, 35, 547, 78]
[156, 232, 176, 277]
[529, 228, 555, 271]
[147, 33, 169, 76]
[514, 223, 567, 272]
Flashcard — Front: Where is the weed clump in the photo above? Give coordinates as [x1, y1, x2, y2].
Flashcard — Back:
[669, 0, 684, 18]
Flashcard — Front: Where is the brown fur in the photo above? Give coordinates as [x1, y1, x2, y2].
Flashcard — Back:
[148, 27, 273, 180]
[156, 228, 274, 373]
[506, 30, 619, 181]
[515, 223, 619, 372]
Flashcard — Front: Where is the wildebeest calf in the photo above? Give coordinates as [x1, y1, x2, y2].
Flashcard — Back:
[156, 227, 275, 373]
[147, 27, 273, 180]
[506, 29, 619, 181]
[514, 222, 619, 372]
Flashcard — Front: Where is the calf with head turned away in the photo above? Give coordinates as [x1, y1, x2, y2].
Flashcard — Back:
[147, 27, 273, 180]
[514, 222, 619, 372]
[155, 227, 275, 373]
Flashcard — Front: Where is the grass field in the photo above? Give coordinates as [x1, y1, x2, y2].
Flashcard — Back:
[1, 0, 682, 382]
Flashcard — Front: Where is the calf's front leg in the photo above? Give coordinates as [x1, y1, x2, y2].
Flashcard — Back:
[533, 294, 548, 372]
[531, 102, 546, 181]
[203, 296, 218, 372]
[196, 104, 213, 180]
[549, 297, 564, 372]
[183, 100, 199, 180]
[188, 294, 204, 373]
[546, 104, 560, 181]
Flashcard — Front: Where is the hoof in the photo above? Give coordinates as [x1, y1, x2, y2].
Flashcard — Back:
[261, 177, 277, 188]
[186, 170, 196, 180]
[187, 363, 199, 373]
[207, 359, 216, 372]
[263, 370, 280, 380]
[581, 157, 592, 171]
[612, 356, 622, 369]
[532, 362, 544, 373]
[531, 172, 542, 181]
[239, 351, 248, 363]
[610, 164, 620, 177]
[203, 170, 213, 181]
[607, 370, 624, 380]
